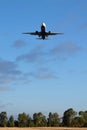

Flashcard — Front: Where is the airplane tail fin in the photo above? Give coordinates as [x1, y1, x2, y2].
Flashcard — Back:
[36, 38, 51, 40]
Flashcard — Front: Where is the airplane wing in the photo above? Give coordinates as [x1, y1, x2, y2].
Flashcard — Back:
[22, 31, 41, 36]
[46, 31, 64, 36]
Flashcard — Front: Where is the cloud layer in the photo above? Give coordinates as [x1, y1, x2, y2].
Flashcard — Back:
[16, 44, 47, 63]
[16, 41, 83, 63]
[50, 41, 83, 61]
[13, 40, 27, 48]
[0, 41, 84, 92]
[0, 58, 30, 91]
[15, 41, 83, 80]
[0, 59, 21, 75]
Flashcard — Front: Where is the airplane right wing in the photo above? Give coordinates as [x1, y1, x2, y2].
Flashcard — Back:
[22, 31, 41, 36]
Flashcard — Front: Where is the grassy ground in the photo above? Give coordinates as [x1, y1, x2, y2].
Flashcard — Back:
[0, 127, 87, 130]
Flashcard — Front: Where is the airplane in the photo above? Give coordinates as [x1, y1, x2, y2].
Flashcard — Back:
[22, 22, 64, 40]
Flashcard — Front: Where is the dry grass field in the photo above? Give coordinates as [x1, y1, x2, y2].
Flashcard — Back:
[0, 127, 87, 130]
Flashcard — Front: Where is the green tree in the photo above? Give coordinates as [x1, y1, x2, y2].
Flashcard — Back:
[47, 112, 60, 126]
[26, 114, 34, 127]
[14, 120, 18, 127]
[7, 115, 14, 127]
[47, 112, 53, 126]
[0, 112, 7, 127]
[18, 112, 28, 127]
[71, 116, 84, 127]
[62, 108, 77, 127]
[79, 111, 87, 126]
[53, 113, 60, 126]
[33, 112, 47, 127]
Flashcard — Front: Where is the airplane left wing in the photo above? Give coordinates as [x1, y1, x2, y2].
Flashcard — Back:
[46, 31, 64, 36]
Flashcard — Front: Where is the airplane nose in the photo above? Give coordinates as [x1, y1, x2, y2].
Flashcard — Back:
[42, 22, 46, 27]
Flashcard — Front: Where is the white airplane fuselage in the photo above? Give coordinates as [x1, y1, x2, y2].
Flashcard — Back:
[40, 23, 46, 39]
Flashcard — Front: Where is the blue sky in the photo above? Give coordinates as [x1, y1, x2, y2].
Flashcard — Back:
[0, 0, 87, 118]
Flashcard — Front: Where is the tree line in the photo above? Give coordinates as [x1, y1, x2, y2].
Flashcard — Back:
[0, 108, 87, 127]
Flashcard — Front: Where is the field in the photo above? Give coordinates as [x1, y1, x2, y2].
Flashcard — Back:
[0, 128, 87, 130]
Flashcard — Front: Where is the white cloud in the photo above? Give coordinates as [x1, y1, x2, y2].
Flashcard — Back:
[16, 44, 47, 63]
[0, 59, 21, 75]
[50, 41, 83, 60]
[0, 86, 11, 92]
[13, 40, 27, 48]
[51, 41, 82, 54]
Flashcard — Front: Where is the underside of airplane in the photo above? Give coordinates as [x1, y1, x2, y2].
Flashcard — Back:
[22, 23, 64, 40]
